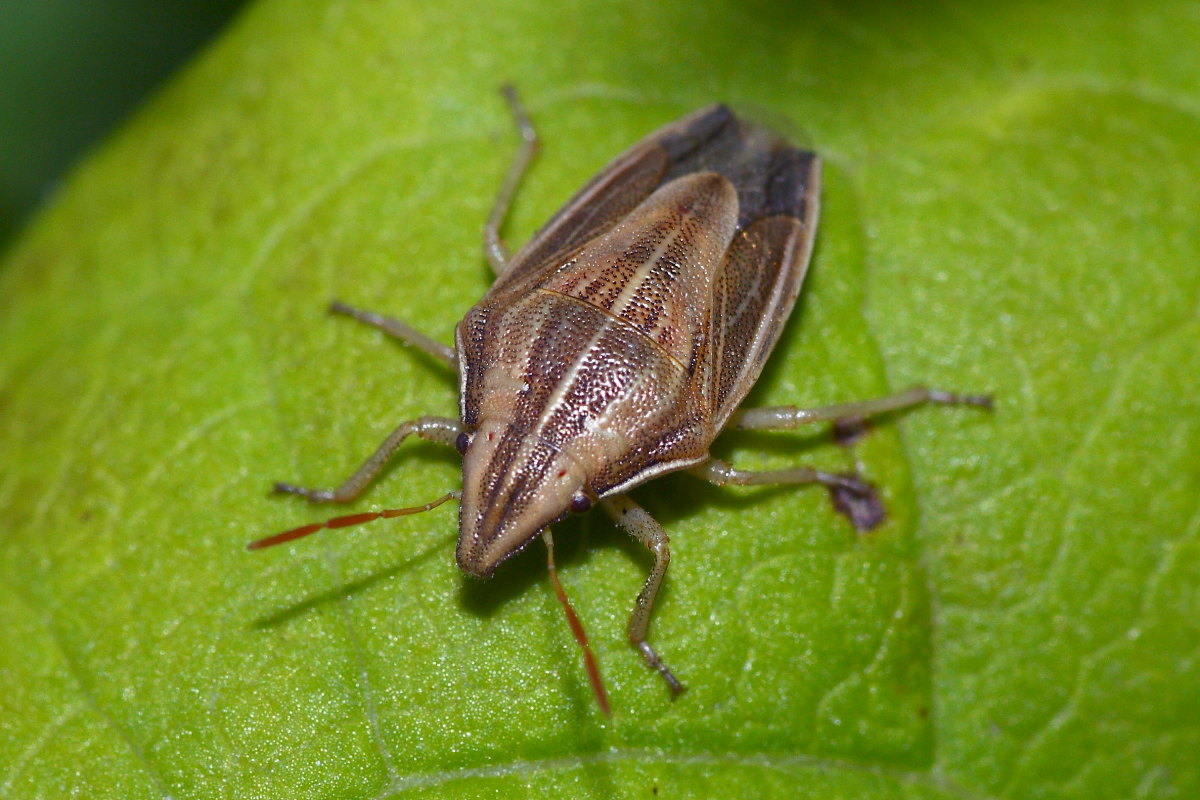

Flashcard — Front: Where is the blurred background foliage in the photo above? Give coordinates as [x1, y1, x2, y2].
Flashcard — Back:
[0, 1, 245, 250]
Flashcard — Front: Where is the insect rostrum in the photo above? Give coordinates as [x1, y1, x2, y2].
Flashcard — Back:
[251, 89, 990, 711]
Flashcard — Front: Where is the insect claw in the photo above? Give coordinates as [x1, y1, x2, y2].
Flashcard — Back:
[813, 471, 870, 495]
[968, 393, 995, 410]
[272, 482, 334, 502]
[662, 668, 687, 698]
[635, 640, 686, 697]
[927, 388, 994, 410]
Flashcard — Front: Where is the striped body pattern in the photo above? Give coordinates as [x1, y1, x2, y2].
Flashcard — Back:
[455, 106, 819, 578]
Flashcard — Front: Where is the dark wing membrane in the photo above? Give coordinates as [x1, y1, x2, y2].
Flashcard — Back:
[657, 106, 817, 230]
[488, 105, 735, 298]
[706, 150, 820, 430]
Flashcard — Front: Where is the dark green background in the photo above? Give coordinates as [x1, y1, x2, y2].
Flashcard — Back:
[0, 1, 243, 248]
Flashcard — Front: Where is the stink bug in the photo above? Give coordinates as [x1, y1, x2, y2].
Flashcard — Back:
[250, 88, 990, 711]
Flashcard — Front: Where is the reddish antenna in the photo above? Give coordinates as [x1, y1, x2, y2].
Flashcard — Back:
[247, 492, 459, 550]
[250, 495, 611, 715]
[542, 529, 611, 717]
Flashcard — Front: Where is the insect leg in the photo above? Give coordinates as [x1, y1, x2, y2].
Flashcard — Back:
[691, 459, 870, 494]
[730, 385, 992, 431]
[274, 415, 462, 503]
[692, 460, 886, 531]
[327, 300, 456, 366]
[484, 85, 540, 275]
[601, 494, 686, 697]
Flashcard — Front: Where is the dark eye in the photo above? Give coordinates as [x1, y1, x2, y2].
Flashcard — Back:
[568, 493, 592, 514]
[455, 432, 472, 455]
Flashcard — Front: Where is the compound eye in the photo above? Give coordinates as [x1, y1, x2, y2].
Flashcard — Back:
[568, 492, 592, 514]
[455, 432, 472, 455]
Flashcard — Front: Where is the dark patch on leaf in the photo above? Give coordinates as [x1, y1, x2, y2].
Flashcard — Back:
[828, 474, 885, 531]
[831, 415, 870, 447]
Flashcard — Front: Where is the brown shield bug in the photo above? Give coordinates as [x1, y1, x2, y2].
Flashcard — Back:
[250, 88, 990, 713]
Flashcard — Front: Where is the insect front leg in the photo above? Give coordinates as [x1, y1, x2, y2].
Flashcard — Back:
[601, 494, 685, 697]
[484, 85, 540, 275]
[327, 301, 456, 366]
[274, 415, 462, 503]
[730, 385, 991, 431]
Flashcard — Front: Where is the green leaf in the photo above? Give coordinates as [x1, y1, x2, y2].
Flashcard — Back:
[2, 1, 1197, 797]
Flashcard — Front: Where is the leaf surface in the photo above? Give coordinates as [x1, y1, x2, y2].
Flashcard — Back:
[2, 1, 1197, 798]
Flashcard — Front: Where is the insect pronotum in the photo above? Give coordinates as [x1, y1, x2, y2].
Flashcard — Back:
[250, 88, 990, 712]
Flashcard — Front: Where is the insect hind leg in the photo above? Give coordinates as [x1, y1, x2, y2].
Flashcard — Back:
[730, 385, 991, 431]
[705, 386, 991, 530]
[691, 459, 870, 493]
